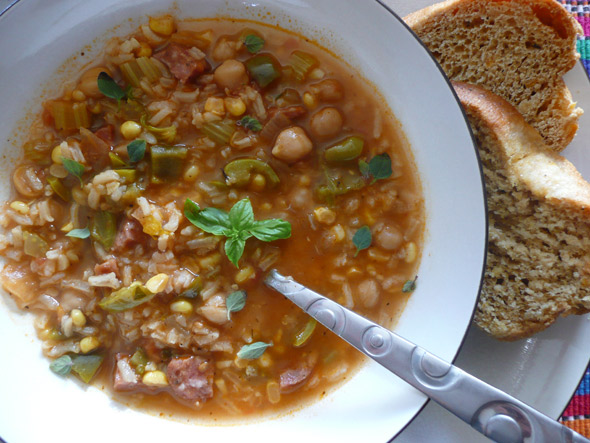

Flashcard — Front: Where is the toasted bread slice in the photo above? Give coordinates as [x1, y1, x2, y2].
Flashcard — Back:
[405, 0, 583, 152]
[453, 81, 590, 340]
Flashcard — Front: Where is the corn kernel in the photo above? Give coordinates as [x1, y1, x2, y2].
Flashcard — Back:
[308, 68, 325, 80]
[235, 265, 255, 284]
[404, 242, 418, 263]
[200, 252, 222, 270]
[71, 187, 87, 206]
[90, 103, 102, 114]
[267, 380, 281, 404]
[136, 42, 153, 58]
[142, 215, 164, 237]
[70, 309, 86, 327]
[330, 224, 346, 242]
[184, 165, 200, 182]
[260, 202, 272, 211]
[368, 247, 390, 262]
[170, 299, 193, 315]
[224, 97, 246, 116]
[313, 207, 336, 225]
[249, 174, 266, 192]
[149, 15, 175, 36]
[142, 370, 169, 387]
[303, 92, 317, 109]
[72, 90, 86, 101]
[215, 378, 228, 395]
[10, 201, 29, 215]
[61, 222, 74, 232]
[299, 175, 311, 186]
[51, 144, 63, 164]
[204, 97, 225, 116]
[145, 273, 169, 293]
[121, 121, 142, 140]
[364, 209, 376, 226]
[258, 352, 273, 368]
[49, 163, 68, 179]
[80, 336, 100, 353]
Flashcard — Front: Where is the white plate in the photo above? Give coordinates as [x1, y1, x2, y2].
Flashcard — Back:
[386, 1, 590, 441]
[0, 1, 486, 442]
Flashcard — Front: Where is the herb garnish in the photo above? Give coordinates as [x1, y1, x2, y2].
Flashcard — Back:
[359, 153, 393, 184]
[184, 198, 291, 267]
[237, 115, 262, 132]
[61, 157, 85, 184]
[352, 225, 372, 256]
[127, 139, 146, 163]
[66, 227, 90, 239]
[243, 34, 265, 54]
[237, 341, 272, 359]
[50, 355, 73, 376]
[97, 72, 127, 101]
[402, 277, 418, 293]
[49, 354, 104, 383]
[226, 290, 247, 320]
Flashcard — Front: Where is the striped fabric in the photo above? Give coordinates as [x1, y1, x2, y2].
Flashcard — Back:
[559, 0, 590, 437]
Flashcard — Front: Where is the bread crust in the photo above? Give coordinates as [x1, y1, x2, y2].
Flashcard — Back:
[453, 81, 590, 340]
[405, 0, 583, 152]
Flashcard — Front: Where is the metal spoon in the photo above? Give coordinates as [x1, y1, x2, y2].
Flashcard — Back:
[264, 269, 588, 443]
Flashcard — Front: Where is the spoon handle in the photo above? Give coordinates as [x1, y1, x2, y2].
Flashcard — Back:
[264, 269, 588, 443]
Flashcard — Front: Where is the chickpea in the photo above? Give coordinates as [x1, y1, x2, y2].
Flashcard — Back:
[212, 38, 237, 62]
[214, 60, 248, 91]
[309, 79, 344, 102]
[375, 225, 403, 251]
[77, 67, 111, 98]
[357, 279, 380, 308]
[310, 107, 343, 139]
[13, 165, 44, 198]
[271, 127, 313, 164]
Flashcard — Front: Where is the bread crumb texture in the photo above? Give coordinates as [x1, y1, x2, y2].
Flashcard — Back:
[405, 0, 583, 152]
[453, 82, 590, 341]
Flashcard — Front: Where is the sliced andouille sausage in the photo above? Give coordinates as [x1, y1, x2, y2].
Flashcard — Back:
[279, 364, 313, 393]
[154, 43, 210, 83]
[94, 258, 120, 277]
[166, 356, 214, 402]
[113, 218, 147, 252]
[113, 354, 140, 391]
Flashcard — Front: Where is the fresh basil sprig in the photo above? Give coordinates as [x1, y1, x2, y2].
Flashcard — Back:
[237, 341, 272, 359]
[359, 153, 393, 184]
[97, 72, 127, 101]
[127, 139, 146, 163]
[61, 157, 85, 184]
[238, 115, 262, 132]
[402, 277, 417, 293]
[243, 34, 265, 54]
[352, 225, 372, 256]
[66, 227, 90, 239]
[226, 290, 247, 320]
[184, 198, 291, 267]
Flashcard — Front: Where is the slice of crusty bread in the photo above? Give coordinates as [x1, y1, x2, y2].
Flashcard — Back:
[453, 81, 590, 340]
[405, 0, 583, 152]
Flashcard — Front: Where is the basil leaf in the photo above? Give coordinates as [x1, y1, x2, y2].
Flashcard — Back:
[358, 159, 370, 179]
[402, 277, 417, 293]
[49, 355, 73, 376]
[97, 72, 126, 101]
[127, 139, 146, 163]
[249, 219, 291, 242]
[184, 199, 232, 236]
[225, 236, 246, 267]
[66, 227, 90, 239]
[226, 290, 247, 320]
[352, 226, 371, 256]
[61, 157, 85, 184]
[237, 341, 272, 359]
[243, 34, 265, 54]
[238, 115, 262, 132]
[228, 199, 254, 232]
[368, 153, 392, 184]
[184, 198, 201, 221]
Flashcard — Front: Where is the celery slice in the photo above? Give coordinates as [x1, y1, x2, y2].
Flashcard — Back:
[47, 176, 71, 201]
[90, 211, 117, 249]
[289, 51, 318, 82]
[120, 60, 143, 87]
[137, 57, 161, 83]
[202, 120, 235, 145]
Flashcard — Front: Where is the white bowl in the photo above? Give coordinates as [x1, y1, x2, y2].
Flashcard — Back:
[0, 1, 486, 441]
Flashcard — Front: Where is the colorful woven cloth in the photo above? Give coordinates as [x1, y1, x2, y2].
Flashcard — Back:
[559, 0, 590, 437]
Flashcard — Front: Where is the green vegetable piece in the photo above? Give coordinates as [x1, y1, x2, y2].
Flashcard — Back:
[289, 50, 318, 82]
[90, 211, 117, 249]
[61, 157, 85, 184]
[237, 115, 262, 132]
[140, 115, 177, 144]
[223, 158, 280, 188]
[50, 355, 73, 376]
[226, 290, 247, 320]
[47, 176, 71, 201]
[99, 282, 155, 312]
[367, 153, 393, 184]
[127, 139, 146, 162]
[358, 159, 370, 178]
[109, 152, 128, 168]
[150, 146, 188, 184]
[402, 277, 417, 293]
[202, 120, 236, 145]
[97, 72, 126, 101]
[23, 231, 49, 258]
[275, 88, 301, 107]
[293, 318, 317, 347]
[114, 169, 137, 183]
[325, 136, 364, 163]
[316, 168, 365, 204]
[179, 275, 203, 299]
[66, 227, 90, 239]
[129, 348, 149, 375]
[245, 54, 281, 88]
[71, 354, 104, 383]
[352, 226, 372, 256]
[44, 328, 66, 341]
[243, 34, 265, 53]
[237, 341, 272, 360]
